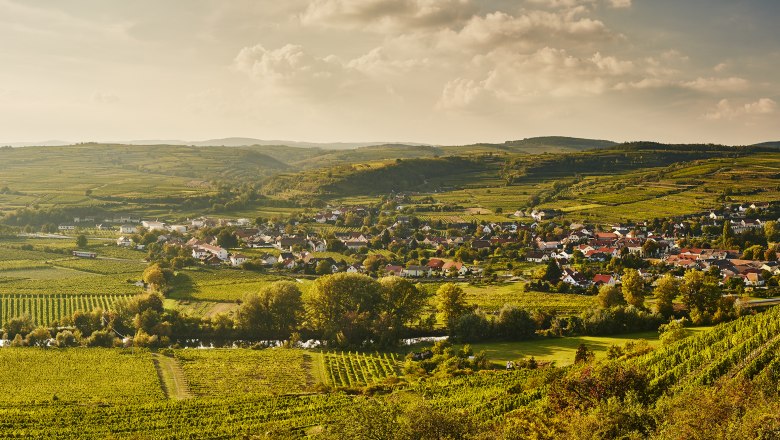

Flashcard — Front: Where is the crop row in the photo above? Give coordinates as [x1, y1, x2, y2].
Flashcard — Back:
[0, 293, 133, 327]
[322, 351, 399, 387]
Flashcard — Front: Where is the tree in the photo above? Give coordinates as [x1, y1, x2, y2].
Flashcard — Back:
[596, 285, 625, 309]
[142, 264, 166, 290]
[305, 273, 383, 346]
[55, 330, 78, 348]
[574, 343, 595, 364]
[680, 270, 721, 314]
[722, 221, 733, 246]
[659, 319, 688, 345]
[76, 234, 88, 249]
[435, 283, 470, 330]
[24, 327, 51, 347]
[653, 274, 679, 317]
[216, 229, 238, 249]
[621, 269, 645, 308]
[3, 315, 33, 339]
[376, 276, 428, 345]
[496, 305, 536, 340]
[765, 220, 779, 243]
[542, 260, 562, 283]
[236, 281, 303, 339]
[315, 260, 332, 275]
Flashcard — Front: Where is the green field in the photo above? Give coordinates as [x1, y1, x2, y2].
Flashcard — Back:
[0, 348, 164, 403]
[462, 327, 712, 366]
[462, 282, 597, 314]
[175, 348, 317, 397]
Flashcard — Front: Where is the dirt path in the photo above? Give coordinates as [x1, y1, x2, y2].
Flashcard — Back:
[152, 353, 193, 400]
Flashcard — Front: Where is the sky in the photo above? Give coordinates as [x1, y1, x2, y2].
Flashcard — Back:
[0, 0, 778, 145]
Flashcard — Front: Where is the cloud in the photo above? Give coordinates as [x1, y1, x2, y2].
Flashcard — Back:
[300, 0, 476, 31]
[527, 0, 631, 9]
[705, 98, 777, 120]
[233, 43, 361, 97]
[438, 47, 633, 109]
[91, 91, 119, 104]
[607, 0, 632, 8]
[681, 76, 749, 93]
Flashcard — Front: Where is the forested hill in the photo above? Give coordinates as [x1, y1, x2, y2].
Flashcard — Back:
[0, 144, 291, 182]
[261, 156, 497, 199]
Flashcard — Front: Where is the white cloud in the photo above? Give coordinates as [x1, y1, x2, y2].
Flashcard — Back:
[681, 76, 749, 93]
[607, 0, 632, 8]
[300, 0, 476, 31]
[233, 43, 361, 97]
[438, 47, 633, 109]
[705, 98, 777, 120]
[91, 91, 119, 104]
[713, 62, 728, 72]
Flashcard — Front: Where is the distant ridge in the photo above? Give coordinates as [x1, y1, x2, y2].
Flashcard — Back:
[752, 141, 780, 149]
[122, 137, 433, 150]
[504, 136, 617, 150]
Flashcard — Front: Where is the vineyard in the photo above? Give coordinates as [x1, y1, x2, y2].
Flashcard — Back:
[0, 348, 164, 404]
[637, 306, 780, 393]
[175, 348, 314, 397]
[0, 293, 133, 326]
[321, 351, 399, 387]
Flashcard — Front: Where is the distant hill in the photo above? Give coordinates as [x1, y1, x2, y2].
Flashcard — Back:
[504, 136, 617, 151]
[120, 137, 433, 150]
[753, 141, 780, 149]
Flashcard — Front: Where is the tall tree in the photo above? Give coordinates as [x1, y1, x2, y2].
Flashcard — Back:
[305, 273, 383, 346]
[680, 270, 721, 313]
[621, 269, 646, 308]
[436, 283, 470, 329]
[653, 274, 679, 317]
[596, 284, 625, 309]
[237, 281, 303, 339]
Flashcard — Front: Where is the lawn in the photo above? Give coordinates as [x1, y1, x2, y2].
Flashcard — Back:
[463, 327, 712, 366]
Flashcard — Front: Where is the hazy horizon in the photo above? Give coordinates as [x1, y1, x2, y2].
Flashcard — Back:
[1, 0, 778, 145]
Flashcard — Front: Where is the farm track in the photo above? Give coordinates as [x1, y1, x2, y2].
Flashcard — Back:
[152, 353, 193, 400]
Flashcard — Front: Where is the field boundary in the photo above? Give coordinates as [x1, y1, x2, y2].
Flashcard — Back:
[152, 353, 193, 400]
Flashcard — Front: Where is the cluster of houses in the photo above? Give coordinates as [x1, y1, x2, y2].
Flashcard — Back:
[96, 200, 780, 285]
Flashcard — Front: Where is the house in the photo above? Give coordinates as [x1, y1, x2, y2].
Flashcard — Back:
[471, 240, 491, 250]
[168, 224, 188, 234]
[116, 236, 134, 247]
[442, 261, 470, 276]
[308, 240, 327, 252]
[257, 253, 278, 266]
[526, 251, 549, 263]
[230, 254, 250, 267]
[141, 220, 167, 232]
[561, 268, 589, 288]
[58, 224, 76, 231]
[280, 258, 297, 270]
[531, 209, 559, 222]
[194, 244, 228, 261]
[119, 224, 139, 234]
[346, 264, 363, 274]
[402, 265, 429, 278]
[426, 258, 445, 271]
[731, 219, 763, 234]
[278, 252, 295, 262]
[276, 236, 307, 251]
[592, 274, 617, 286]
[743, 272, 765, 287]
[384, 265, 404, 276]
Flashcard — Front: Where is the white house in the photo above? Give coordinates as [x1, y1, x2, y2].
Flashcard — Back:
[402, 265, 429, 278]
[168, 224, 188, 234]
[116, 236, 134, 247]
[194, 244, 228, 261]
[119, 224, 138, 234]
[230, 254, 250, 267]
[142, 220, 167, 232]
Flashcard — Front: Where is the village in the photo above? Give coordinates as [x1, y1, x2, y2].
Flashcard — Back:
[73, 199, 780, 295]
